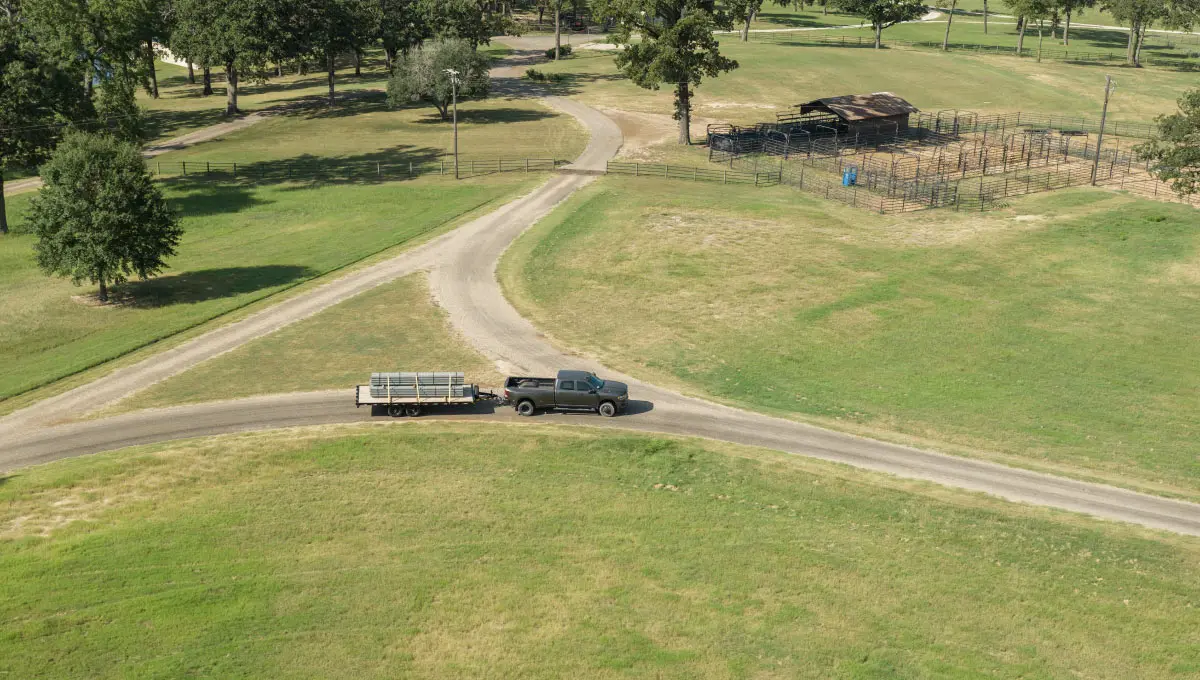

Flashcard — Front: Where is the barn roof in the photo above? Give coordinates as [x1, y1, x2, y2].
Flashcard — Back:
[797, 92, 919, 121]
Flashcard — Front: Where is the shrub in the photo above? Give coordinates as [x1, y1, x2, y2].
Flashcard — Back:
[544, 44, 572, 59]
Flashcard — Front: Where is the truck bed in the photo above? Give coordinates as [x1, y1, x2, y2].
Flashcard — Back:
[504, 376, 555, 389]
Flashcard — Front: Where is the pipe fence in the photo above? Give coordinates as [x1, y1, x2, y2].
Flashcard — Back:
[151, 158, 560, 181]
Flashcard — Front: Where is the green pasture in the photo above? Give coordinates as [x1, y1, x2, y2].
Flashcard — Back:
[1, 423, 1196, 678]
[500, 177, 1200, 498]
[0, 176, 532, 404]
[112, 274, 503, 412]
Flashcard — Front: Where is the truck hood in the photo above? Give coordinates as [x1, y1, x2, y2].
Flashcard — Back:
[599, 381, 629, 397]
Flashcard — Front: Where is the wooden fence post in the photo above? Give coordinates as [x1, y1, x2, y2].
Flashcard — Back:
[233, 162, 237, 177]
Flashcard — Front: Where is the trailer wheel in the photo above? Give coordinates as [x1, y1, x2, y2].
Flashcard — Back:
[387, 405, 404, 418]
[516, 400, 536, 417]
[405, 404, 422, 417]
[598, 401, 617, 418]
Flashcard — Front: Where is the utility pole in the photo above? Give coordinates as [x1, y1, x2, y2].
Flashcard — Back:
[444, 68, 460, 180]
[1091, 75, 1114, 186]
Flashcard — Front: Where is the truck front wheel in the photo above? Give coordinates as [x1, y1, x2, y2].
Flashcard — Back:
[516, 400, 536, 417]
[598, 401, 617, 418]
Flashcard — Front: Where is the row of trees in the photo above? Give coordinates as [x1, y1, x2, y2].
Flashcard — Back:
[999, 0, 1200, 65]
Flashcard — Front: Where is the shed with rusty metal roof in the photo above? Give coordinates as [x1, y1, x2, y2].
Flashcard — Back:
[796, 92, 920, 135]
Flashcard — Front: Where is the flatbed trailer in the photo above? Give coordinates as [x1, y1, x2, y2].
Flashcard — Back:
[355, 371, 497, 417]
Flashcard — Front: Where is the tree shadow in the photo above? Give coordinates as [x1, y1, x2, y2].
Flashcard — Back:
[154, 145, 454, 192]
[143, 107, 231, 143]
[163, 182, 272, 217]
[411, 106, 559, 125]
[119, 265, 317, 307]
[752, 11, 859, 29]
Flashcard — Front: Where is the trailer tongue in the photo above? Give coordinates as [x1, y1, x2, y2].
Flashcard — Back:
[355, 372, 497, 417]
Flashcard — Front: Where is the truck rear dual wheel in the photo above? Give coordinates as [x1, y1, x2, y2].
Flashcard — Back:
[516, 400, 536, 417]
[388, 405, 404, 417]
[598, 401, 617, 418]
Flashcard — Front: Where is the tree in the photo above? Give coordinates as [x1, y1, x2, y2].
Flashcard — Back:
[728, 0, 765, 40]
[0, 4, 93, 234]
[423, 0, 513, 48]
[1057, 0, 1096, 44]
[1102, 0, 1165, 66]
[1137, 89, 1200, 196]
[937, 0, 958, 49]
[170, 0, 277, 114]
[29, 132, 181, 302]
[377, 0, 426, 69]
[593, 0, 738, 145]
[298, 0, 374, 106]
[830, 0, 925, 48]
[387, 39, 490, 120]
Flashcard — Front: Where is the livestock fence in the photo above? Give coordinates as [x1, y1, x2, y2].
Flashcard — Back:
[150, 158, 560, 181]
[738, 32, 1200, 69]
[606, 161, 781, 186]
[699, 107, 1190, 214]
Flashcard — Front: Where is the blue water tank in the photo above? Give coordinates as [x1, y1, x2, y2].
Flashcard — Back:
[842, 166, 859, 187]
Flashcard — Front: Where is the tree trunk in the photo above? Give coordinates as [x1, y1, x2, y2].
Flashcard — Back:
[145, 39, 159, 98]
[354, 49, 362, 77]
[676, 81, 691, 144]
[202, 67, 212, 96]
[1036, 20, 1043, 62]
[1134, 21, 1147, 66]
[554, 7, 561, 59]
[327, 52, 336, 107]
[225, 62, 238, 115]
[942, 0, 956, 50]
[187, 60, 195, 84]
[538, 6, 544, 24]
[0, 172, 7, 235]
[1016, 17, 1026, 54]
[385, 47, 397, 71]
[1064, 11, 1070, 45]
[874, 23, 882, 49]
[741, 11, 753, 41]
[1126, 18, 1137, 65]
[983, 0, 988, 33]
[97, 275, 108, 303]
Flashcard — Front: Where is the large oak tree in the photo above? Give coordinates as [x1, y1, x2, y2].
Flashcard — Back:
[593, 0, 738, 145]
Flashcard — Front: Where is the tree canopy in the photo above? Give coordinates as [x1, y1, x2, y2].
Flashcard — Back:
[1138, 89, 1200, 196]
[831, 0, 926, 48]
[29, 132, 181, 302]
[593, 0, 738, 145]
[386, 38, 490, 120]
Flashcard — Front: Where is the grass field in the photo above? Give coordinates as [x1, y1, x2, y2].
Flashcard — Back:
[1, 423, 1197, 678]
[0, 176, 532, 403]
[545, 37, 1196, 127]
[500, 178, 1200, 498]
[112, 274, 502, 412]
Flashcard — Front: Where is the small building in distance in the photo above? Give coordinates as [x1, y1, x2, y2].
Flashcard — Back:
[794, 92, 920, 136]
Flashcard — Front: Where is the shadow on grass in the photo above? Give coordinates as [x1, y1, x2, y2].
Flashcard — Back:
[412, 106, 560, 125]
[120, 265, 317, 307]
[142, 107, 231, 143]
[165, 182, 272, 217]
[753, 11, 859, 29]
[155, 144, 450, 194]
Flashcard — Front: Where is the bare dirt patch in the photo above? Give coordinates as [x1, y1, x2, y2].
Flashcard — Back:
[601, 108, 713, 162]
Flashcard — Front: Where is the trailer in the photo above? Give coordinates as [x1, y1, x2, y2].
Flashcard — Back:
[354, 371, 497, 417]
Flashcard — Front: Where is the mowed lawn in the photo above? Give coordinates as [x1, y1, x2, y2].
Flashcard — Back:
[113, 274, 503, 412]
[501, 178, 1200, 498]
[537, 40, 1195, 126]
[1, 424, 1197, 678]
[0, 176, 530, 402]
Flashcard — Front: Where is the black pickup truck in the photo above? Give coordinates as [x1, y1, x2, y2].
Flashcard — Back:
[504, 370, 629, 417]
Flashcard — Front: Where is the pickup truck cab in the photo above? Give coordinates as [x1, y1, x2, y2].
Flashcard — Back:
[504, 370, 629, 417]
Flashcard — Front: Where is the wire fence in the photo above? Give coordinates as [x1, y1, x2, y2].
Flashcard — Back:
[606, 161, 781, 186]
[150, 158, 560, 181]
[740, 32, 1200, 69]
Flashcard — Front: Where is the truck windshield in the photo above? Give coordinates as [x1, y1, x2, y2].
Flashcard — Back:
[586, 375, 604, 389]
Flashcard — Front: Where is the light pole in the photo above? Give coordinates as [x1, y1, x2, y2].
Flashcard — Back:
[1091, 75, 1115, 186]
[444, 68, 460, 179]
